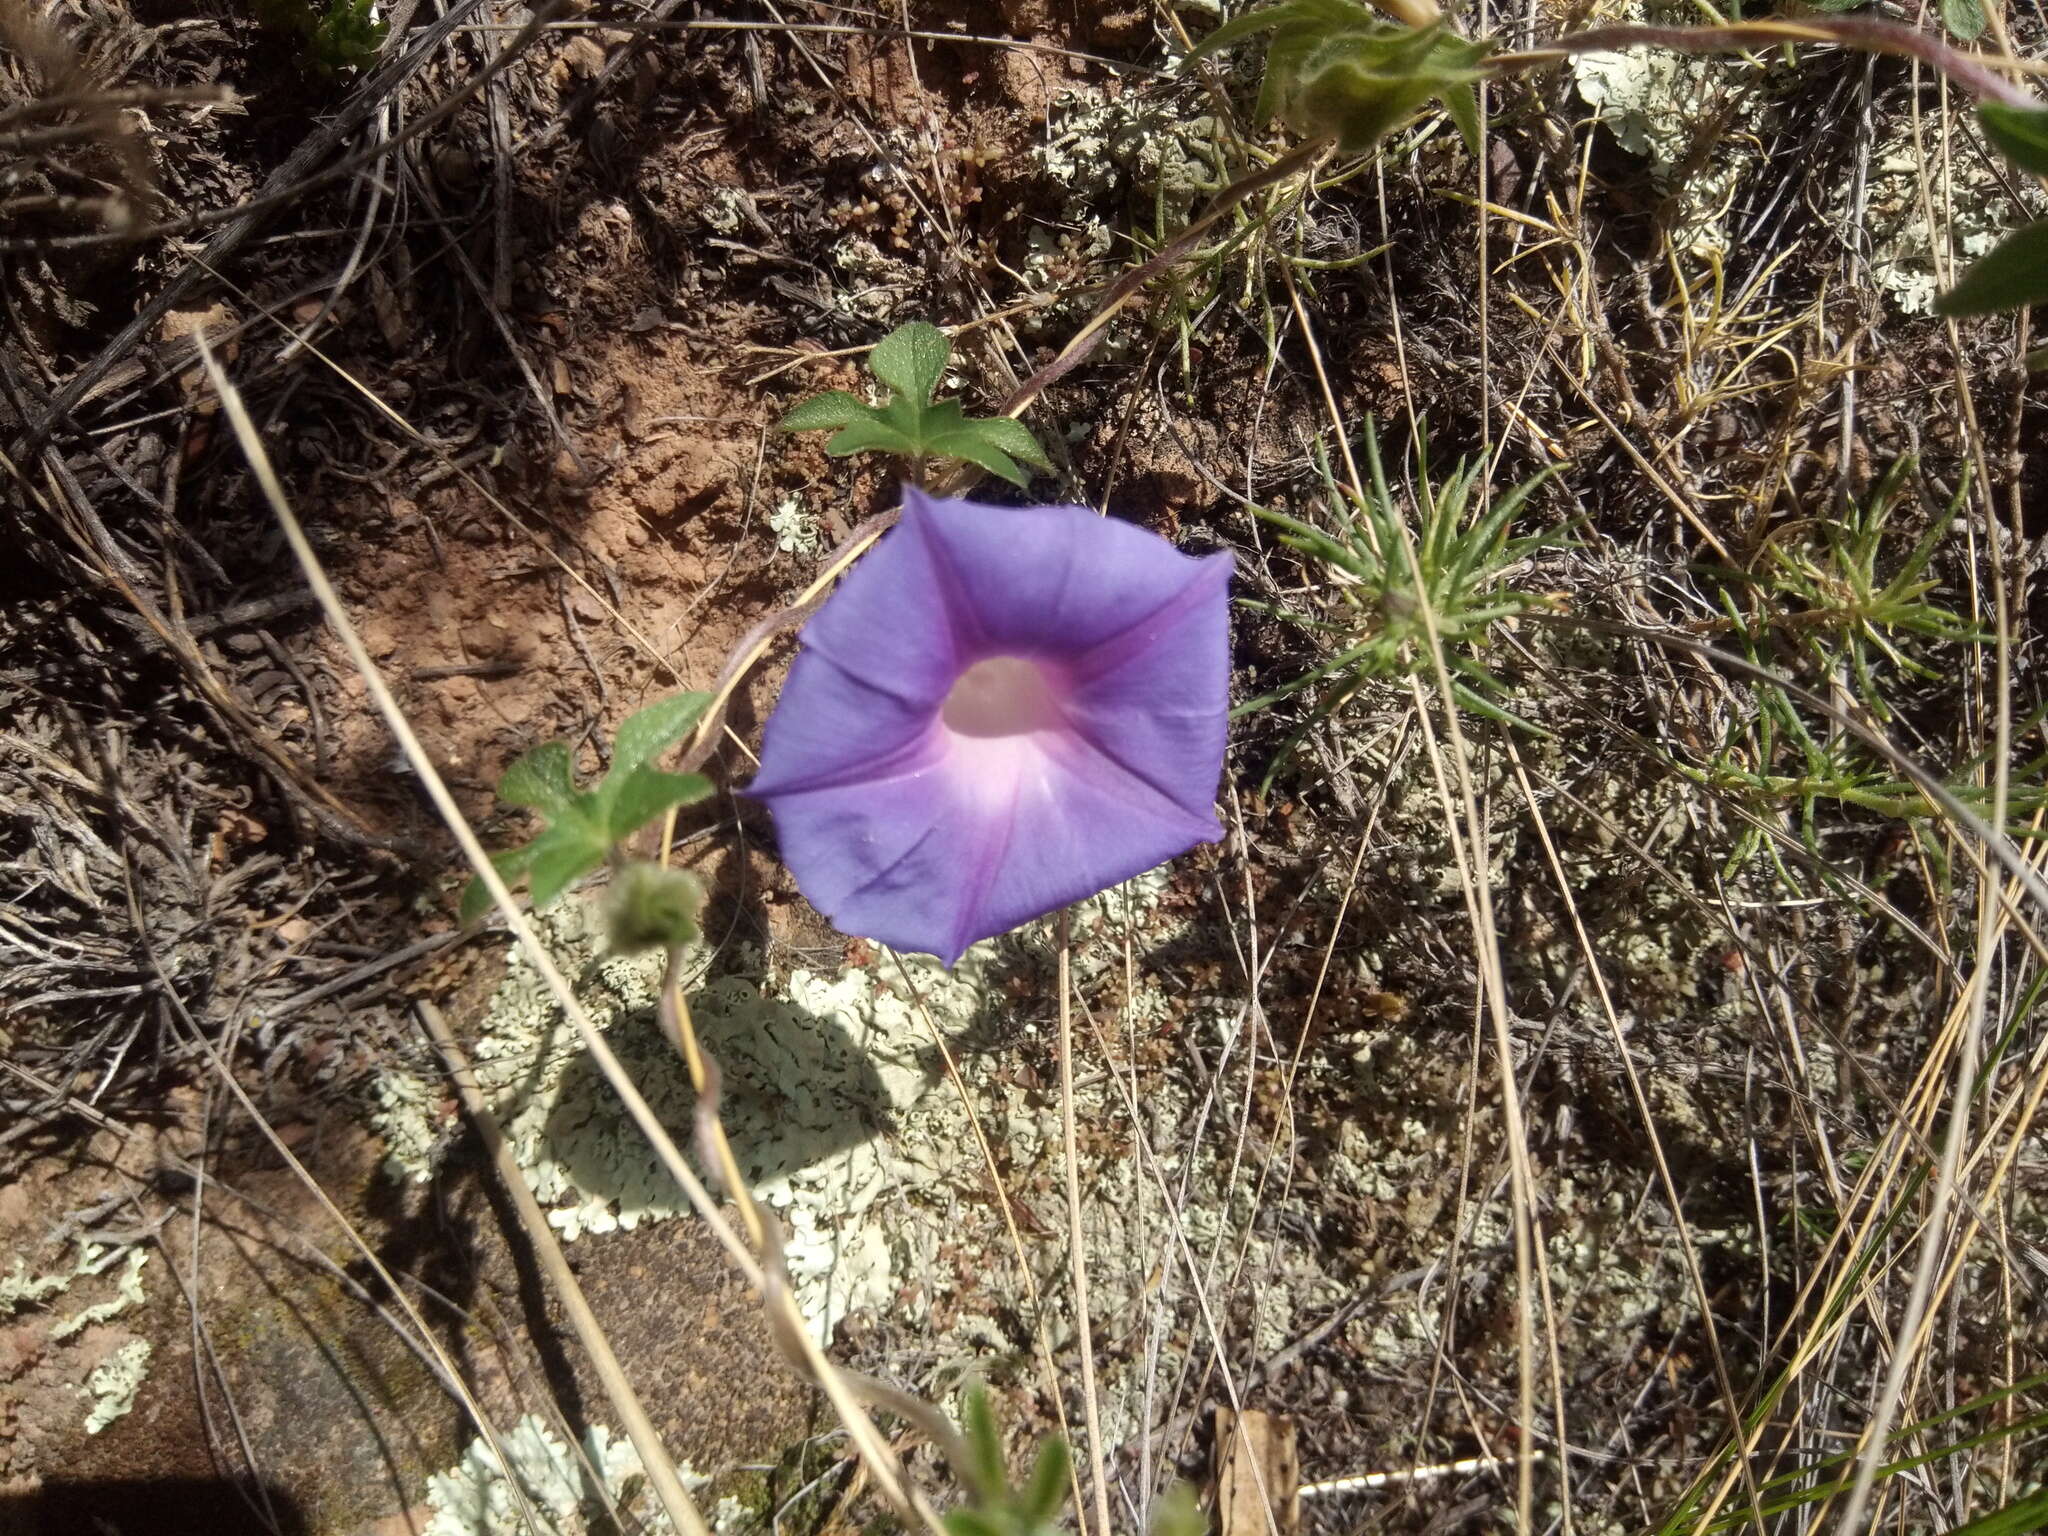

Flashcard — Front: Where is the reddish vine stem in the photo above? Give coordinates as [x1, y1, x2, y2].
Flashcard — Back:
[1497, 17, 2040, 110]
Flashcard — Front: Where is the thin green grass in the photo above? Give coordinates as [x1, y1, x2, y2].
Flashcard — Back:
[1237, 418, 1563, 786]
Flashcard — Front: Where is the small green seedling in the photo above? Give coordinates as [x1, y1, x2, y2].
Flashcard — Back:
[938, 1385, 1205, 1536]
[250, 0, 386, 74]
[1708, 458, 1983, 722]
[461, 692, 713, 926]
[1937, 103, 2048, 315]
[943, 1386, 1070, 1536]
[1185, 0, 1492, 155]
[779, 322, 1052, 487]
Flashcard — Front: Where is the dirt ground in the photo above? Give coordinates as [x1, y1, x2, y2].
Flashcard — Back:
[6, 0, 2048, 1531]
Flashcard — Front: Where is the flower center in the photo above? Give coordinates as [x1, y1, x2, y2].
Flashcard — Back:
[940, 656, 1063, 738]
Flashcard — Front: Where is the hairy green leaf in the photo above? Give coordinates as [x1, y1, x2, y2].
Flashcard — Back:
[1934, 218, 2048, 316]
[824, 415, 920, 459]
[598, 767, 713, 837]
[1980, 102, 2048, 177]
[468, 697, 717, 922]
[868, 321, 951, 403]
[529, 833, 605, 909]
[459, 843, 543, 924]
[927, 432, 1026, 487]
[778, 390, 871, 432]
[497, 741, 578, 820]
[1943, 0, 1986, 39]
[611, 691, 712, 775]
[1185, 1, 1490, 153]
[968, 415, 1054, 469]
[778, 318, 1043, 483]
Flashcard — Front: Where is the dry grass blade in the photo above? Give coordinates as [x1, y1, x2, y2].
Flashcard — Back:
[1058, 910, 1115, 1536]
[192, 331, 944, 1536]
[1275, 251, 1549, 1532]
[416, 999, 716, 1536]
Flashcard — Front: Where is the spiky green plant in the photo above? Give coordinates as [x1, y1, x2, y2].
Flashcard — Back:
[1711, 458, 1983, 722]
[1683, 459, 2045, 878]
[1238, 420, 1563, 784]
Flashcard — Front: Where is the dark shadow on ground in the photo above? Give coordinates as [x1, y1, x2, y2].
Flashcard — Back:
[0, 1478, 308, 1536]
[541, 981, 896, 1214]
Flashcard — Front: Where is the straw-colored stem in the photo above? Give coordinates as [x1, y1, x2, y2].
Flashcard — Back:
[418, 1000, 716, 1536]
[1058, 909, 1115, 1536]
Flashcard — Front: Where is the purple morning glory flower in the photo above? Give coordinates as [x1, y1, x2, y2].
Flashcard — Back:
[748, 486, 1232, 964]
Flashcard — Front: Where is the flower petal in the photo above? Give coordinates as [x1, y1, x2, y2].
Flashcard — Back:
[1058, 551, 1233, 822]
[903, 486, 1225, 655]
[745, 511, 966, 798]
[761, 732, 1219, 965]
[749, 485, 1235, 963]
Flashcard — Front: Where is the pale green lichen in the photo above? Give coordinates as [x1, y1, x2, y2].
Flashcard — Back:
[371, 1067, 448, 1184]
[768, 494, 822, 558]
[1855, 119, 2047, 314]
[51, 1247, 148, 1341]
[421, 1413, 701, 1536]
[460, 876, 1231, 1355]
[6, 1241, 149, 1338]
[465, 902, 1001, 1334]
[82, 1338, 152, 1434]
[1, 1257, 75, 1315]
[1022, 88, 1225, 343]
[1573, 1, 1777, 259]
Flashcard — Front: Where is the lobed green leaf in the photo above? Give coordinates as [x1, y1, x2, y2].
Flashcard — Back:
[778, 390, 872, 432]
[868, 321, 952, 404]
[497, 741, 578, 820]
[824, 415, 921, 459]
[598, 767, 715, 840]
[611, 691, 712, 776]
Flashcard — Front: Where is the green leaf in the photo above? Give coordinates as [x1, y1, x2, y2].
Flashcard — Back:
[1941, 1486, 2048, 1536]
[933, 436, 1025, 486]
[1444, 79, 1481, 154]
[611, 692, 711, 776]
[968, 415, 1054, 470]
[1182, 2, 1293, 64]
[497, 741, 578, 819]
[1016, 1436, 1071, 1527]
[825, 415, 921, 459]
[960, 1386, 1006, 1500]
[528, 829, 606, 908]
[598, 767, 714, 839]
[868, 321, 951, 404]
[1943, 0, 1986, 39]
[1980, 103, 2048, 177]
[460, 843, 542, 923]
[916, 401, 1033, 485]
[779, 390, 873, 432]
[1934, 218, 2048, 316]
